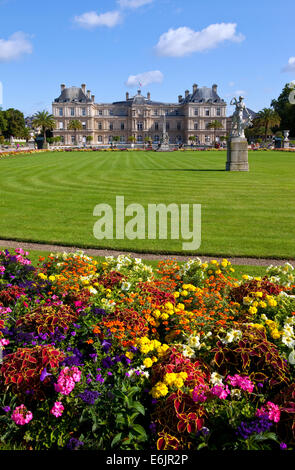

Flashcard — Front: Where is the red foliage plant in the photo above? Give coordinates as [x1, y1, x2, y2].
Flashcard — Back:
[0, 345, 65, 400]
[98, 271, 125, 289]
[16, 303, 78, 335]
[230, 278, 284, 304]
[0, 286, 25, 307]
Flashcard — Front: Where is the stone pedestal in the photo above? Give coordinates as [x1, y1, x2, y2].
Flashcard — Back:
[226, 136, 249, 171]
[157, 143, 171, 152]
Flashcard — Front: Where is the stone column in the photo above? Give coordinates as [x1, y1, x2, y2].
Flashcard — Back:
[226, 136, 249, 171]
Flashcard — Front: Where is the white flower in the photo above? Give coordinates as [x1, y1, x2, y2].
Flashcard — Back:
[121, 281, 131, 291]
[187, 334, 201, 349]
[210, 372, 224, 385]
[288, 350, 295, 365]
[181, 345, 195, 358]
[221, 329, 242, 344]
[281, 335, 295, 348]
[283, 325, 294, 336]
[88, 286, 98, 295]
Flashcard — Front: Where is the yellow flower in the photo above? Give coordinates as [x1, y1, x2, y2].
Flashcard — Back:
[174, 292, 180, 298]
[249, 306, 258, 315]
[143, 358, 153, 368]
[48, 275, 56, 282]
[259, 301, 267, 308]
[271, 329, 281, 340]
[201, 263, 208, 269]
[177, 303, 185, 311]
[161, 313, 169, 320]
[181, 290, 188, 297]
[221, 260, 228, 268]
[125, 351, 134, 360]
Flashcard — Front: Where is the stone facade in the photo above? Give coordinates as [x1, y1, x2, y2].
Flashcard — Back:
[52, 83, 228, 146]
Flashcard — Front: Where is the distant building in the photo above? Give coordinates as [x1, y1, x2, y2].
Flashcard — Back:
[52, 83, 229, 146]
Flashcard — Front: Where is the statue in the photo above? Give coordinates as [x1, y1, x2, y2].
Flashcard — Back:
[230, 96, 252, 138]
[157, 112, 171, 151]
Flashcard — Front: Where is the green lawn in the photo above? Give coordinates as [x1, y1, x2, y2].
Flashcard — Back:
[0, 150, 294, 258]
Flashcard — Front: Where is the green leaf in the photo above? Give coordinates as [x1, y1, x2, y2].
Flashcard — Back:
[111, 433, 122, 447]
[132, 424, 147, 440]
[132, 402, 145, 416]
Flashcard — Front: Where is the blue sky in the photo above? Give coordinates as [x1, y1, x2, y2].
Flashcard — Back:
[0, 0, 294, 117]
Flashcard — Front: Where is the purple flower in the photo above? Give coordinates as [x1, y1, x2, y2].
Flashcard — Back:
[2, 406, 10, 413]
[95, 374, 105, 383]
[280, 442, 287, 450]
[40, 368, 52, 382]
[102, 356, 113, 368]
[66, 438, 84, 450]
[101, 340, 112, 353]
[78, 390, 100, 405]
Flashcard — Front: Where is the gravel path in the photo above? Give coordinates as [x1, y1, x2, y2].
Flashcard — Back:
[0, 239, 294, 267]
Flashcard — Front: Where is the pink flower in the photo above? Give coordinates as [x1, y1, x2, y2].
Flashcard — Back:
[192, 384, 209, 403]
[0, 266, 5, 274]
[227, 374, 254, 393]
[11, 405, 33, 425]
[0, 338, 10, 347]
[256, 401, 281, 423]
[54, 367, 81, 396]
[211, 384, 230, 400]
[50, 401, 64, 418]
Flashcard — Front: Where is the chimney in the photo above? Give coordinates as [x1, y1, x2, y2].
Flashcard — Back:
[126, 92, 129, 100]
[91, 95, 95, 103]
[185, 89, 189, 98]
[193, 83, 198, 93]
[178, 95, 183, 103]
[81, 84, 86, 94]
[147, 92, 151, 100]
[212, 84, 218, 93]
[61, 84, 66, 92]
[87, 90, 91, 99]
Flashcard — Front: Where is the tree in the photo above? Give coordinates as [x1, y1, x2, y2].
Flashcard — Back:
[86, 136, 93, 144]
[207, 120, 223, 144]
[271, 83, 295, 136]
[0, 108, 8, 137]
[255, 108, 281, 143]
[68, 119, 83, 145]
[32, 110, 55, 148]
[112, 136, 120, 146]
[188, 136, 196, 145]
[3, 108, 26, 139]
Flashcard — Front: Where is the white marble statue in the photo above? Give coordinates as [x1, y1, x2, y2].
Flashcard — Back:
[230, 96, 252, 138]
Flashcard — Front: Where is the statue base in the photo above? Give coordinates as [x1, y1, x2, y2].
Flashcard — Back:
[226, 136, 249, 171]
[157, 144, 171, 152]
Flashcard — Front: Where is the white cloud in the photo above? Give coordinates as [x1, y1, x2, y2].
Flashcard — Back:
[282, 57, 295, 72]
[234, 90, 247, 97]
[118, 0, 154, 8]
[74, 10, 122, 28]
[155, 23, 245, 57]
[0, 32, 33, 62]
[126, 70, 164, 87]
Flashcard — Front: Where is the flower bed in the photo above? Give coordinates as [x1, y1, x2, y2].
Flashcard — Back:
[0, 249, 295, 451]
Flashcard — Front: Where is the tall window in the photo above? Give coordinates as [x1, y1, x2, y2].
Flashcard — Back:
[155, 122, 159, 131]
[98, 110, 103, 116]
[166, 123, 170, 131]
[81, 108, 86, 116]
[153, 110, 158, 116]
[59, 108, 63, 117]
[205, 108, 210, 117]
[137, 135, 143, 142]
[121, 122, 125, 130]
[71, 136, 75, 144]
[70, 108, 75, 117]
[109, 110, 114, 116]
[216, 107, 221, 117]
[59, 122, 64, 130]
[98, 122, 102, 130]
[120, 136, 125, 143]
[194, 108, 199, 116]
[98, 136, 102, 143]
[177, 122, 181, 130]
[82, 122, 86, 130]
[194, 122, 198, 130]
[137, 122, 143, 131]
[109, 123, 113, 130]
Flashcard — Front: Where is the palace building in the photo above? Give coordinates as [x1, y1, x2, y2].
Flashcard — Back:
[52, 83, 228, 146]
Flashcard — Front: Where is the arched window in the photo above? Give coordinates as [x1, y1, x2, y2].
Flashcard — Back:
[98, 136, 102, 143]
[154, 135, 160, 143]
[137, 135, 143, 142]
